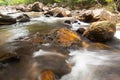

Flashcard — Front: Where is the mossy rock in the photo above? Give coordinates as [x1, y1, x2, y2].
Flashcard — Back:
[83, 21, 116, 42]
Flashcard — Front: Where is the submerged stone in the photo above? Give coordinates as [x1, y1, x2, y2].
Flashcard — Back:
[30, 52, 71, 80]
[40, 70, 55, 80]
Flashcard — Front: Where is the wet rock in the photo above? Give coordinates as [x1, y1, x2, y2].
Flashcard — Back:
[31, 2, 44, 12]
[34, 54, 71, 78]
[63, 20, 71, 26]
[0, 44, 18, 62]
[64, 20, 71, 24]
[47, 28, 81, 47]
[42, 6, 50, 11]
[100, 9, 118, 23]
[40, 70, 55, 80]
[32, 32, 45, 44]
[92, 9, 119, 23]
[78, 10, 100, 23]
[75, 9, 119, 23]
[15, 4, 32, 12]
[0, 40, 36, 62]
[44, 12, 53, 17]
[76, 28, 85, 35]
[83, 21, 116, 42]
[16, 14, 30, 22]
[0, 14, 16, 25]
[87, 42, 113, 50]
[44, 7, 71, 17]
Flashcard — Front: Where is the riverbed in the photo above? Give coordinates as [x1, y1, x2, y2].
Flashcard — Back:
[0, 15, 120, 80]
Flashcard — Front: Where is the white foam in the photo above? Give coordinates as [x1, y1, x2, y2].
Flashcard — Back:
[61, 49, 120, 80]
[71, 20, 89, 30]
[31, 15, 73, 24]
[115, 31, 120, 39]
[41, 43, 51, 46]
[33, 49, 64, 57]
[33, 49, 51, 57]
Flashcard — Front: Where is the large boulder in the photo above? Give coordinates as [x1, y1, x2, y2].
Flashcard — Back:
[83, 21, 116, 42]
[44, 7, 71, 17]
[34, 54, 71, 77]
[75, 9, 119, 23]
[29, 51, 71, 80]
[16, 5, 31, 12]
[46, 28, 81, 47]
[16, 14, 30, 22]
[78, 10, 100, 23]
[31, 2, 44, 12]
[0, 14, 16, 25]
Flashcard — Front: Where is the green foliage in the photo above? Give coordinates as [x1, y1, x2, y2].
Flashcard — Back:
[0, 0, 7, 5]
[105, 0, 113, 3]
[0, 0, 115, 7]
[0, 0, 35, 5]
[5, 0, 35, 5]
[54, 0, 62, 2]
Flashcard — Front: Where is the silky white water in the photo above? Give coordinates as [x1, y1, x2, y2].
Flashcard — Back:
[60, 49, 120, 80]
[60, 25, 120, 80]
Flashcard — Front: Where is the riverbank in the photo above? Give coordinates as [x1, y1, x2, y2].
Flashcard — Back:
[0, 1, 120, 24]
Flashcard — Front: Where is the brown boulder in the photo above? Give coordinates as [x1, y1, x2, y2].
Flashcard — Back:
[34, 54, 71, 78]
[47, 28, 81, 47]
[92, 9, 119, 23]
[44, 7, 71, 17]
[0, 14, 16, 25]
[16, 14, 30, 22]
[31, 2, 44, 12]
[78, 10, 100, 23]
[100, 9, 118, 23]
[76, 28, 86, 35]
[76, 9, 119, 23]
[83, 21, 116, 42]
[16, 5, 31, 12]
[40, 70, 55, 80]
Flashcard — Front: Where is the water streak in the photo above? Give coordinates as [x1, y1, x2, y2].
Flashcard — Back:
[61, 50, 120, 80]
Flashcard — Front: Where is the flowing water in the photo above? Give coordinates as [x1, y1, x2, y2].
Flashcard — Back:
[0, 15, 120, 80]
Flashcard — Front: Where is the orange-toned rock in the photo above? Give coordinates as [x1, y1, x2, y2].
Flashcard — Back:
[40, 70, 55, 80]
[32, 32, 44, 43]
[33, 54, 71, 79]
[57, 28, 81, 46]
[47, 28, 81, 47]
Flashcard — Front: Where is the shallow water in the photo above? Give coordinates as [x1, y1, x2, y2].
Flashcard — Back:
[0, 16, 71, 45]
[0, 15, 120, 80]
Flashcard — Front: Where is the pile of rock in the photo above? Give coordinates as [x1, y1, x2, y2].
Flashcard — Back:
[0, 13, 30, 25]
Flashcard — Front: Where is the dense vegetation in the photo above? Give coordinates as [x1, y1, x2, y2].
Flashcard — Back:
[0, 0, 113, 5]
[0, 0, 119, 12]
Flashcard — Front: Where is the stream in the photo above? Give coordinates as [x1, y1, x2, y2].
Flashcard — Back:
[0, 15, 120, 80]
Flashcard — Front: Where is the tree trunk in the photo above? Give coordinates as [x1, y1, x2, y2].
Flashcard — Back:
[116, 0, 120, 12]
